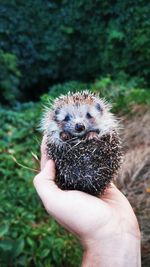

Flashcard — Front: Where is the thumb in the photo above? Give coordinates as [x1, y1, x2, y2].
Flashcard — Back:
[34, 160, 56, 186]
[40, 159, 56, 181]
[33, 160, 61, 208]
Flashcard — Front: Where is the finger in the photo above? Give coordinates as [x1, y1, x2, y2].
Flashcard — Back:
[33, 160, 69, 218]
[34, 160, 58, 201]
[101, 182, 134, 211]
[40, 135, 48, 170]
[101, 182, 123, 200]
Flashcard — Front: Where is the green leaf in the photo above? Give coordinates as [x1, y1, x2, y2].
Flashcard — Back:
[0, 240, 13, 251]
[0, 224, 9, 236]
[41, 248, 50, 259]
[12, 238, 25, 258]
[27, 237, 35, 248]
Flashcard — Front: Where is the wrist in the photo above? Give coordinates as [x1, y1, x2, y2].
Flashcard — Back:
[81, 231, 141, 267]
[81, 247, 101, 267]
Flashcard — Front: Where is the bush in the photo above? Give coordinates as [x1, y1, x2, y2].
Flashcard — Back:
[48, 80, 88, 99]
[0, 0, 149, 103]
[91, 76, 150, 112]
[0, 49, 21, 104]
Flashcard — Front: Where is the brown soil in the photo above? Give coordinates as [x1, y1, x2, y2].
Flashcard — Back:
[116, 105, 150, 266]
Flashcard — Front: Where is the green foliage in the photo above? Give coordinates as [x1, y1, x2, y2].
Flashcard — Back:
[40, 81, 88, 107]
[48, 81, 88, 99]
[0, 49, 21, 104]
[0, 0, 150, 103]
[91, 76, 150, 112]
[0, 105, 81, 267]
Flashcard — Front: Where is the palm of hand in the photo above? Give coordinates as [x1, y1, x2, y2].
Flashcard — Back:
[51, 182, 139, 246]
[37, 143, 140, 248]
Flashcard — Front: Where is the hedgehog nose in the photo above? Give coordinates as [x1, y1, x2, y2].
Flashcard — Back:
[75, 123, 85, 132]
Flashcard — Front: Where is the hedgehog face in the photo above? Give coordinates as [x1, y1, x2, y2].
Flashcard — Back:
[54, 103, 102, 137]
[41, 91, 118, 145]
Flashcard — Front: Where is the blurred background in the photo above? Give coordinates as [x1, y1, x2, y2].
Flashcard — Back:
[0, 1, 150, 266]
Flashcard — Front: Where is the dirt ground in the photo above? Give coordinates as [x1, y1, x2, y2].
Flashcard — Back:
[116, 105, 150, 266]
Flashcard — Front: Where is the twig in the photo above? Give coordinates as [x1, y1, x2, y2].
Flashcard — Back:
[10, 155, 39, 173]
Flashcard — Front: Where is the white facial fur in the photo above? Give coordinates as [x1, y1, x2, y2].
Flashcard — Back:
[40, 96, 118, 145]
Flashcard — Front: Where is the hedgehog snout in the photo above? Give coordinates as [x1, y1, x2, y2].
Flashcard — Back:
[75, 123, 85, 133]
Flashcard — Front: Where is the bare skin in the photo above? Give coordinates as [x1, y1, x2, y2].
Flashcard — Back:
[33, 138, 141, 267]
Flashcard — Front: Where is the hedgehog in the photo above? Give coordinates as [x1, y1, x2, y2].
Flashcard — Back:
[40, 91, 122, 196]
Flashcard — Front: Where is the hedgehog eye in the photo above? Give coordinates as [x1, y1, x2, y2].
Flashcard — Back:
[55, 108, 60, 115]
[63, 115, 70, 122]
[96, 103, 102, 112]
[86, 112, 93, 119]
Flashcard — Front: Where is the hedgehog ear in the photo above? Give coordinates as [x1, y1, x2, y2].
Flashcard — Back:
[96, 103, 103, 112]
[53, 108, 61, 121]
[55, 108, 60, 115]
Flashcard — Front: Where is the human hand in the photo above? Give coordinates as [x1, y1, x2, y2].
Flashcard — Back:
[33, 138, 141, 267]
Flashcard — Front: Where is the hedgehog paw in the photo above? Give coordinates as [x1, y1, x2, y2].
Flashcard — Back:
[86, 131, 98, 140]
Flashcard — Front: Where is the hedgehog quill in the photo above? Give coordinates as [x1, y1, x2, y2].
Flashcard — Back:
[40, 91, 122, 196]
